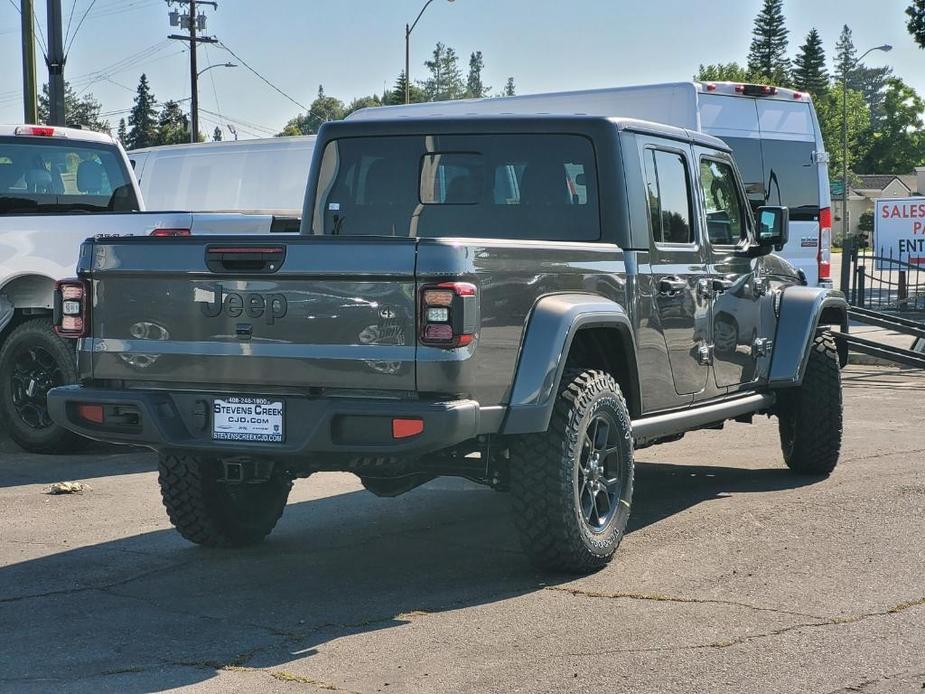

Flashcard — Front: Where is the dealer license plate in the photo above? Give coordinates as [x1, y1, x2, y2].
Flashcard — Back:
[212, 397, 285, 443]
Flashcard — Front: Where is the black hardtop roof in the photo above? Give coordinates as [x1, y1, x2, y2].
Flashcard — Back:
[318, 114, 730, 152]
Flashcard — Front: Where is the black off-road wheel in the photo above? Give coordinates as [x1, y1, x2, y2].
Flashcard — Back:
[158, 454, 292, 547]
[509, 369, 634, 574]
[0, 318, 82, 454]
[777, 333, 843, 475]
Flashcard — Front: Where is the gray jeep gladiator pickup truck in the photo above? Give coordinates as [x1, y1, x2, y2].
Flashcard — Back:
[48, 116, 848, 573]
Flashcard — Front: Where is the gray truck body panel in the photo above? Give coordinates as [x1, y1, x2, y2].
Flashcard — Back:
[49, 115, 846, 461]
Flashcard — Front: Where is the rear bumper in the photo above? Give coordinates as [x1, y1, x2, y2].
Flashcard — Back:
[47, 385, 497, 458]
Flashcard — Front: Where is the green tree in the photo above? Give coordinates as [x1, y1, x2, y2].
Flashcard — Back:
[747, 0, 791, 85]
[213, 126, 222, 142]
[792, 28, 829, 96]
[503, 77, 516, 97]
[815, 84, 871, 179]
[384, 71, 427, 105]
[277, 85, 346, 136]
[695, 62, 755, 82]
[833, 25, 857, 83]
[858, 78, 925, 172]
[37, 81, 110, 133]
[156, 100, 191, 145]
[421, 42, 465, 101]
[116, 118, 127, 145]
[466, 50, 490, 98]
[907, 0, 925, 48]
[344, 95, 383, 118]
[126, 73, 158, 150]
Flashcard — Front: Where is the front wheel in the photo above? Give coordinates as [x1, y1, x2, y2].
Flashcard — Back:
[509, 369, 634, 574]
[0, 318, 82, 454]
[777, 333, 843, 475]
[158, 454, 292, 547]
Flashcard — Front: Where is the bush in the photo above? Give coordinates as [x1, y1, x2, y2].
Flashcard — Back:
[858, 210, 874, 233]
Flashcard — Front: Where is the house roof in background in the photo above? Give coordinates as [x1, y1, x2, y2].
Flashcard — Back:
[854, 175, 911, 192]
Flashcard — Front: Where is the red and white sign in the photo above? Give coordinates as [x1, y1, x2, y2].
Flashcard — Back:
[874, 197, 925, 268]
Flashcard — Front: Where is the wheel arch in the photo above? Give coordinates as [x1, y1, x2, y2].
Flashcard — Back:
[501, 294, 640, 435]
[768, 286, 849, 387]
[0, 273, 57, 340]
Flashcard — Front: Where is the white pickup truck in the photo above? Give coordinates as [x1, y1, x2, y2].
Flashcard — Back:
[0, 124, 294, 452]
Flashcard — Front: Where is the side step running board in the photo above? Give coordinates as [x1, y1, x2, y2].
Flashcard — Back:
[834, 332, 925, 369]
[632, 393, 776, 445]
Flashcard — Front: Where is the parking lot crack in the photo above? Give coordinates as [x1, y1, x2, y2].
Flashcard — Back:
[545, 586, 827, 620]
[561, 594, 925, 658]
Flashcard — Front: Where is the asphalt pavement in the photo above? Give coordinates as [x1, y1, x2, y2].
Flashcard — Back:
[1, 365, 923, 693]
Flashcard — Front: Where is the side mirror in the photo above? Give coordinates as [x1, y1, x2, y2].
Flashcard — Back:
[756, 205, 789, 252]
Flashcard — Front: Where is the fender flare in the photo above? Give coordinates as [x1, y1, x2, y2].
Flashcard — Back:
[501, 294, 638, 435]
[768, 286, 849, 387]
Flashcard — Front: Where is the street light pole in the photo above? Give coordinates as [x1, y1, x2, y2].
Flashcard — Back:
[841, 44, 892, 248]
[197, 62, 236, 79]
[404, 0, 455, 104]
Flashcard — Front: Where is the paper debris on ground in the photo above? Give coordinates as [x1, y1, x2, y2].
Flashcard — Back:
[45, 481, 90, 495]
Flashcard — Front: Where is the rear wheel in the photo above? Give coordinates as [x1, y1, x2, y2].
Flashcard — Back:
[0, 318, 82, 454]
[509, 369, 634, 574]
[777, 333, 843, 475]
[158, 453, 292, 547]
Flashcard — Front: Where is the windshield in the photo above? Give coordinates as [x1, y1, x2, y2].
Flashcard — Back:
[0, 135, 139, 214]
[311, 133, 600, 241]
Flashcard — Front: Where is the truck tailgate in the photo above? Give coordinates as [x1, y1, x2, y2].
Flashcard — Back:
[85, 236, 418, 391]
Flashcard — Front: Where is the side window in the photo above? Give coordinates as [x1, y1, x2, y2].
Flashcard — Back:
[643, 148, 694, 245]
[699, 158, 746, 246]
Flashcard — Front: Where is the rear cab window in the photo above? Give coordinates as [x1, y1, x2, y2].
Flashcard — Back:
[0, 135, 138, 214]
[311, 133, 600, 241]
[642, 147, 694, 245]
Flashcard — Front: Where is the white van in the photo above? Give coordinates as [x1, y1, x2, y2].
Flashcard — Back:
[128, 135, 316, 221]
[348, 82, 832, 287]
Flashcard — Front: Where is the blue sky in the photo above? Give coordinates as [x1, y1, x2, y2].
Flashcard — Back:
[0, 0, 919, 138]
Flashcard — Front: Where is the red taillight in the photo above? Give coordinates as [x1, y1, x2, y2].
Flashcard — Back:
[735, 84, 745, 93]
[818, 207, 832, 282]
[15, 125, 57, 137]
[150, 228, 191, 237]
[419, 281, 478, 348]
[705, 83, 717, 92]
[76, 404, 105, 424]
[54, 279, 90, 338]
[793, 91, 803, 99]
[392, 418, 424, 439]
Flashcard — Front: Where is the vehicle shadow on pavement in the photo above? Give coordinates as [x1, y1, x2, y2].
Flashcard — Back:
[0, 434, 152, 489]
[0, 460, 823, 691]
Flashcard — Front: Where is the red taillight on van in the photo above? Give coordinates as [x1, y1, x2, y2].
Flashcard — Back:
[818, 207, 832, 283]
[150, 228, 191, 237]
[419, 281, 478, 348]
[54, 279, 90, 338]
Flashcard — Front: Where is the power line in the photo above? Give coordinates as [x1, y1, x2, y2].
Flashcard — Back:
[64, 0, 97, 56]
[64, 0, 78, 47]
[217, 40, 308, 112]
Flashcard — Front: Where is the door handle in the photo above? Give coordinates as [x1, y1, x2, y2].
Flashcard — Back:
[658, 276, 687, 295]
[711, 278, 735, 294]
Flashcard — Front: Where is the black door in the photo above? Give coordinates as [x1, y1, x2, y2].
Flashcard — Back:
[696, 152, 764, 388]
[642, 143, 711, 398]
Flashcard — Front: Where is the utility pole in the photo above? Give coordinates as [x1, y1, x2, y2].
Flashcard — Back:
[167, 0, 217, 143]
[46, 0, 66, 125]
[21, 0, 37, 123]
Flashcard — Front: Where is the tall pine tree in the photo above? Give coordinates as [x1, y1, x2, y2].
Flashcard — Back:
[117, 118, 127, 145]
[907, 0, 925, 48]
[793, 28, 829, 95]
[466, 51, 490, 98]
[747, 0, 791, 86]
[421, 43, 465, 101]
[503, 77, 516, 97]
[833, 25, 857, 83]
[126, 74, 158, 150]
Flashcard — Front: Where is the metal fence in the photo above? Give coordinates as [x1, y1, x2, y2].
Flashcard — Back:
[847, 242, 925, 314]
